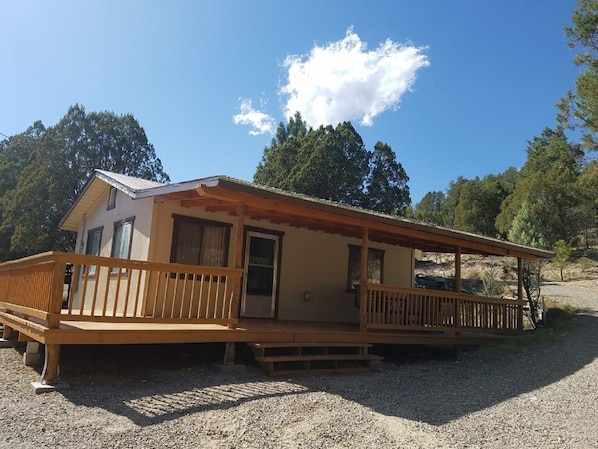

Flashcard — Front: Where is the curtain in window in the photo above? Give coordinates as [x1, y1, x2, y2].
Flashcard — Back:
[174, 220, 202, 265]
[200, 225, 226, 267]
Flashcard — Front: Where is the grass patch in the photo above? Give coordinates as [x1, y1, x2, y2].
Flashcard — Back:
[489, 298, 577, 354]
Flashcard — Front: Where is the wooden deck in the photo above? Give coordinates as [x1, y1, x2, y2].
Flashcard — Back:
[1, 252, 521, 383]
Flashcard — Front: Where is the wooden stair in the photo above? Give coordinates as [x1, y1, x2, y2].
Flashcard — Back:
[247, 342, 383, 376]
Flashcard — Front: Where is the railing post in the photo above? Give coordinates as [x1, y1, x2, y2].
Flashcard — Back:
[455, 297, 462, 334]
[49, 258, 66, 319]
[517, 303, 524, 333]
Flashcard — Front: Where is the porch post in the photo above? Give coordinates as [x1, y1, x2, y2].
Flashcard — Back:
[454, 246, 462, 333]
[230, 202, 245, 329]
[517, 257, 524, 331]
[224, 202, 245, 365]
[359, 227, 369, 331]
[454, 246, 462, 293]
[517, 258, 523, 301]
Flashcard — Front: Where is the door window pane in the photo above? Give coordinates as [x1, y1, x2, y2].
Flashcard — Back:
[248, 237, 275, 266]
[246, 265, 274, 295]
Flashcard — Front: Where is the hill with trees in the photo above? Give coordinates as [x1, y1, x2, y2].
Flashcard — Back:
[414, 0, 598, 253]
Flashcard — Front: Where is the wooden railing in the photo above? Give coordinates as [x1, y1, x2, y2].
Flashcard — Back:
[0, 252, 244, 328]
[364, 284, 525, 334]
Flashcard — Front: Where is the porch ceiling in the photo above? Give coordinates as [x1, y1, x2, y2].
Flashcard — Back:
[155, 179, 553, 261]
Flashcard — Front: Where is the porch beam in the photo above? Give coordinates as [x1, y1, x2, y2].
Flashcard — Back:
[196, 185, 544, 260]
[360, 227, 369, 332]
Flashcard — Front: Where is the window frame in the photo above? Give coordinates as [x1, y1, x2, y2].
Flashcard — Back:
[107, 186, 117, 210]
[170, 214, 231, 267]
[346, 244, 385, 292]
[111, 216, 135, 262]
[84, 226, 103, 276]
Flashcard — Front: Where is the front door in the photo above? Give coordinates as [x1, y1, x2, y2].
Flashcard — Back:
[241, 231, 280, 318]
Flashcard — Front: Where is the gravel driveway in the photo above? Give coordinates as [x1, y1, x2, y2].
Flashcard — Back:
[1, 282, 597, 449]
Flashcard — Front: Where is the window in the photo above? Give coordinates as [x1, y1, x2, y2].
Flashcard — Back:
[170, 215, 230, 267]
[111, 217, 134, 260]
[347, 245, 384, 290]
[84, 226, 103, 275]
[107, 186, 117, 210]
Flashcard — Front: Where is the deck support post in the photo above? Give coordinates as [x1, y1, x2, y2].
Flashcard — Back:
[41, 344, 60, 385]
[359, 227, 369, 332]
[1, 325, 13, 340]
[223, 342, 236, 365]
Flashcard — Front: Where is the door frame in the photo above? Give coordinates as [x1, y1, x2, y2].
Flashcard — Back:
[240, 227, 283, 319]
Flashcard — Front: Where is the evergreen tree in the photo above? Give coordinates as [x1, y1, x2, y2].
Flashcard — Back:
[254, 113, 410, 214]
[0, 105, 169, 258]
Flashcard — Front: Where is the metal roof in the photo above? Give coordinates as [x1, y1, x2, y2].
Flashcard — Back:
[59, 170, 166, 231]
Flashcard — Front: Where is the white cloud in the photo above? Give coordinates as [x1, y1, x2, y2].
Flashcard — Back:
[281, 28, 429, 128]
[233, 98, 276, 135]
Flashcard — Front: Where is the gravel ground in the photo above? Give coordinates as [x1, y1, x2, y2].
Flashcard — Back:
[1, 281, 597, 449]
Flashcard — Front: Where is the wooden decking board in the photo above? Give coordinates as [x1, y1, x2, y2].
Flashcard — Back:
[1, 314, 507, 347]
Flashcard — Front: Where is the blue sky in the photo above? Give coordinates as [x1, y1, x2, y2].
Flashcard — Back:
[2, 0, 579, 203]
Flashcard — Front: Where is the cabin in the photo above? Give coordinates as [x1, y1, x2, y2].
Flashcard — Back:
[0, 170, 552, 384]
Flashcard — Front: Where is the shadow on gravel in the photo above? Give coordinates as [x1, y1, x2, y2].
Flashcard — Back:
[55, 307, 598, 427]
[309, 311, 598, 425]
[57, 343, 311, 426]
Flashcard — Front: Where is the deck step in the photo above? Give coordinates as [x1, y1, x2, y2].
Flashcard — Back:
[255, 354, 383, 363]
[248, 342, 372, 349]
[247, 342, 382, 376]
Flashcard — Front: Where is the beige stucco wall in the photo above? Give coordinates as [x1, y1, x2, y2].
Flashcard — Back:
[74, 187, 154, 261]
[71, 187, 155, 313]
[150, 201, 414, 324]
